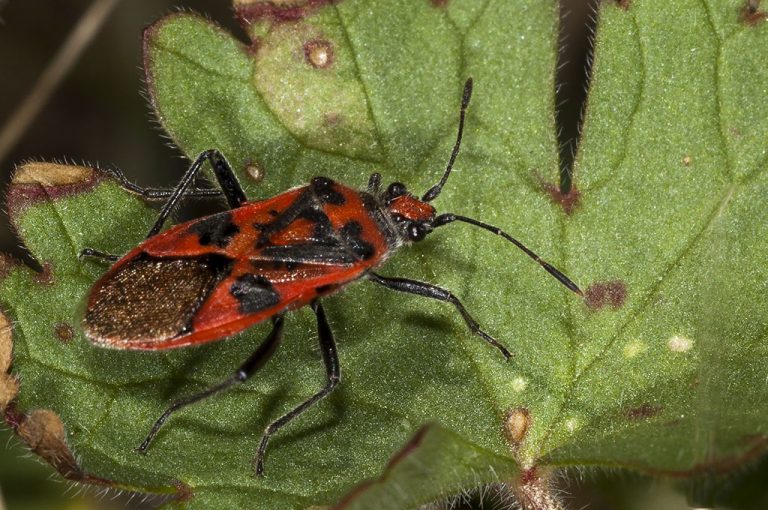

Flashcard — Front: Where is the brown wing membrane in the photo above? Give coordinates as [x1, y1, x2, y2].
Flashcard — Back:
[84, 254, 232, 347]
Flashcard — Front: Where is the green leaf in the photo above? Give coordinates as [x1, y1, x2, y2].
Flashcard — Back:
[545, 0, 768, 473]
[2, 0, 767, 508]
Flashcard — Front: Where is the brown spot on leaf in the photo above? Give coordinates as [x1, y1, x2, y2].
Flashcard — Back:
[34, 263, 54, 286]
[585, 280, 627, 310]
[8, 163, 103, 218]
[624, 403, 663, 421]
[543, 182, 581, 215]
[304, 39, 334, 68]
[741, 0, 767, 25]
[54, 323, 75, 344]
[430, 0, 449, 7]
[682, 155, 692, 166]
[174, 480, 194, 503]
[234, 0, 339, 25]
[324, 112, 342, 127]
[616, 0, 632, 9]
[503, 408, 531, 448]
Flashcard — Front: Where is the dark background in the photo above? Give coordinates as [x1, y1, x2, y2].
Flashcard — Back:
[0, 1, 765, 509]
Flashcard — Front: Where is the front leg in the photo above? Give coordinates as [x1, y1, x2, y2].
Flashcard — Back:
[367, 272, 511, 360]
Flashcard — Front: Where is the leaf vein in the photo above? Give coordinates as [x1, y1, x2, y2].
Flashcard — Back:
[412, 0, 492, 177]
[573, 182, 741, 395]
[582, 13, 646, 194]
[700, 0, 734, 181]
[332, 5, 392, 171]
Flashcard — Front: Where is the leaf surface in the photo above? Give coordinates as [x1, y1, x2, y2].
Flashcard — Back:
[2, 0, 767, 508]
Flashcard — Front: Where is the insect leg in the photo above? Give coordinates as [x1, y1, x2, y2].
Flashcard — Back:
[78, 248, 119, 262]
[255, 300, 340, 477]
[367, 272, 512, 360]
[137, 315, 285, 454]
[103, 166, 222, 200]
[147, 149, 248, 238]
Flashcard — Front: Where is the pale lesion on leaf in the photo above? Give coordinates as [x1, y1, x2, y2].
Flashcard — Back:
[7, 162, 105, 221]
[13, 162, 94, 187]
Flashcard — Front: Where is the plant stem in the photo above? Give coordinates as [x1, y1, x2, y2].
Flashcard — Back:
[513, 468, 567, 510]
[0, 0, 121, 165]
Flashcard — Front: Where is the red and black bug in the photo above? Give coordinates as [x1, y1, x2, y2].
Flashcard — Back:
[81, 79, 582, 476]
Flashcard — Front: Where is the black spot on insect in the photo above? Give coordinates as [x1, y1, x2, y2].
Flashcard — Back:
[255, 236, 271, 249]
[341, 220, 363, 236]
[360, 192, 378, 212]
[311, 176, 345, 205]
[340, 220, 375, 260]
[315, 284, 337, 295]
[268, 209, 279, 217]
[256, 191, 318, 248]
[298, 207, 334, 241]
[189, 213, 240, 248]
[230, 273, 281, 314]
[312, 222, 331, 241]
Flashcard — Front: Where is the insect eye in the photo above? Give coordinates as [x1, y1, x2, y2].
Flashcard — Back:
[408, 223, 427, 242]
[385, 182, 407, 201]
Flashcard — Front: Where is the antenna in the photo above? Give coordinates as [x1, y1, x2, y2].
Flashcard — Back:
[433, 213, 584, 295]
[422, 78, 473, 203]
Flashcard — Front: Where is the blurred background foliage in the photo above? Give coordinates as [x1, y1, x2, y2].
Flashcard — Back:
[1, 1, 766, 509]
